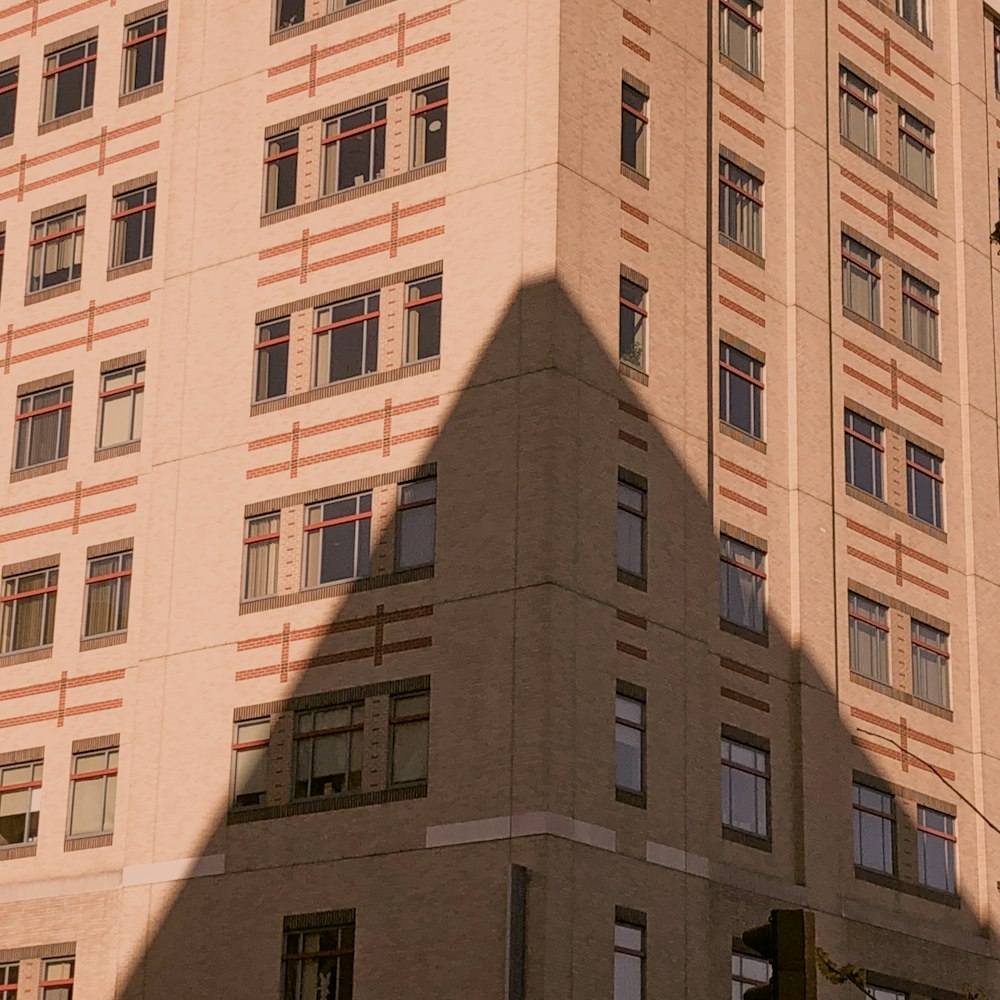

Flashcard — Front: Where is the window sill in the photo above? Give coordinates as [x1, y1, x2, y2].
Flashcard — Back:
[11, 458, 68, 482]
[64, 832, 113, 852]
[619, 361, 649, 387]
[718, 233, 764, 269]
[24, 281, 81, 306]
[848, 670, 953, 721]
[94, 440, 141, 462]
[616, 788, 646, 809]
[239, 564, 434, 615]
[719, 420, 765, 452]
[270, 0, 400, 43]
[261, 160, 446, 227]
[80, 631, 128, 653]
[228, 782, 427, 825]
[107, 258, 153, 281]
[718, 53, 764, 90]
[119, 81, 163, 107]
[838, 136, 938, 210]
[854, 865, 959, 906]
[620, 163, 649, 190]
[0, 843, 37, 861]
[0, 646, 54, 668]
[617, 568, 647, 592]
[844, 484, 947, 543]
[722, 825, 771, 852]
[251, 357, 440, 416]
[38, 107, 93, 135]
[0, 134, 12, 151]
[719, 617, 768, 647]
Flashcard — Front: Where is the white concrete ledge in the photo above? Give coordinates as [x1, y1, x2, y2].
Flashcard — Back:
[121, 853, 226, 887]
[426, 812, 616, 851]
[645, 840, 711, 878]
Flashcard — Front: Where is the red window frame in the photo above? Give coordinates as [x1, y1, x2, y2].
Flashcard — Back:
[84, 560, 132, 588]
[720, 0, 762, 29]
[720, 542, 767, 581]
[916, 808, 956, 842]
[905, 445, 943, 484]
[902, 276, 939, 316]
[852, 790, 893, 823]
[255, 319, 290, 350]
[899, 114, 935, 154]
[841, 243, 881, 281]
[98, 375, 145, 400]
[719, 351, 763, 390]
[321, 109, 388, 148]
[40, 958, 74, 996]
[28, 224, 84, 249]
[911, 627, 949, 660]
[404, 286, 443, 312]
[244, 515, 280, 547]
[721, 737, 769, 779]
[69, 754, 118, 784]
[303, 507, 372, 534]
[847, 600, 888, 635]
[122, 19, 167, 48]
[312, 306, 381, 337]
[839, 69, 878, 114]
[264, 131, 299, 165]
[42, 49, 96, 80]
[110, 194, 156, 224]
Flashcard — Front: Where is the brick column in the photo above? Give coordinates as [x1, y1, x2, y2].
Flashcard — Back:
[362, 694, 390, 792]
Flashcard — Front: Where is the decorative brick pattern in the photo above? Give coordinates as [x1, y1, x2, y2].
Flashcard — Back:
[0, 668, 125, 731]
[840, 167, 938, 260]
[845, 518, 948, 598]
[842, 338, 942, 424]
[850, 705, 954, 780]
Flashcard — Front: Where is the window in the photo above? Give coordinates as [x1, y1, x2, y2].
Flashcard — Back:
[0, 229, 5, 294]
[273, 0, 305, 30]
[40, 959, 73, 1000]
[853, 783, 894, 874]
[615, 694, 644, 795]
[15, 383, 72, 469]
[303, 493, 371, 587]
[111, 184, 156, 267]
[906, 442, 943, 528]
[243, 514, 280, 599]
[917, 805, 956, 893]
[231, 719, 269, 807]
[617, 479, 646, 580]
[67, 747, 117, 836]
[895, 0, 928, 34]
[282, 917, 354, 1000]
[613, 921, 644, 1000]
[898, 111, 934, 193]
[389, 692, 430, 784]
[322, 102, 387, 194]
[721, 736, 768, 837]
[719, 343, 763, 439]
[404, 275, 442, 363]
[719, 535, 765, 633]
[122, 13, 167, 94]
[621, 82, 648, 175]
[98, 364, 144, 448]
[901, 273, 938, 358]
[848, 592, 889, 683]
[1, 567, 57, 653]
[313, 293, 379, 387]
[912, 621, 949, 708]
[264, 130, 299, 213]
[995, 26, 1000, 93]
[0, 760, 41, 846]
[42, 39, 97, 122]
[0, 964, 17, 999]
[396, 478, 436, 570]
[293, 705, 364, 798]
[841, 235, 880, 322]
[0, 67, 16, 138]
[83, 550, 131, 637]
[719, 157, 762, 255]
[870, 991, 907, 1000]
[732, 952, 770, 999]
[29, 208, 85, 292]
[411, 81, 448, 167]
[719, 0, 762, 77]
[839, 68, 877, 154]
[619, 276, 647, 371]
[844, 411, 884, 499]
[254, 318, 290, 401]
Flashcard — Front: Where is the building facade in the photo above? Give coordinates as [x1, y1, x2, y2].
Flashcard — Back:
[0, 0, 999, 996]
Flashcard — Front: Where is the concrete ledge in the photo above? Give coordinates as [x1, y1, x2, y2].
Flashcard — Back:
[425, 812, 616, 852]
[121, 853, 225, 887]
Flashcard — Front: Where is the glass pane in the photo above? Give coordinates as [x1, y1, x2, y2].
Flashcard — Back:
[397, 503, 435, 569]
[69, 776, 105, 835]
[391, 718, 429, 783]
[233, 745, 267, 806]
[615, 722, 642, 791]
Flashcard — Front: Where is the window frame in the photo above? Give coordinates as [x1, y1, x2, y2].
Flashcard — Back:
[901, 272, 939, 359]
[28, 208, 85, 293]
[898, 109, 934, 194]
[40, 958, 74, 1000]
[617, 479, 647, 582]
[395, 477, 437, 571]
[302, 492, 372, 588]
[388, 691, 431, 786]
[231, 718, 270, 808]
[720, 734, 770, 840]
[619, 276, 648, 372]
[852, 781, 896, 875]
[83, 549, 132, 638]
[1, 566, 58, 654]
[614, 692, 645, 798]
[905, 441, 943, 529]
[0, 759, 42, 847]
[917, 805, 956, 893]
[0, 66, 17, 139]
[844, 410, 884, 500]
[839, 67, 878, 155]
[282, 917, 354, 1000]
[321, 101, 388, 195]
[718, 156, 763, 255]
[620, 82, 648, 176]
[97, 363, 144, 449]
[895, 0, 928, 35]
[732, 951, 771, 999]
[66, 746, 118, 838]
[847, 591, 889, 684]
[110, 184, 156, 268]
[911, 620, 949, 708]
[403, 275, 443, 364]
[719, 0, 762, 78]
[263, 129, 299, 214]
[243, 513, 281, 600]
[121, 12, 167, 96]
[292, 704, 365, 800]
[613, 920, 645, 1000]
[312, 292, 380, 388]
[411, 81, 448, 168]
[254, 317, 290, 402]
[14, 382, 73, 470]
[719, 342, 763, 440]
[841, 234, 881, 323]
[273, 0, 305, 31]
[41, 39, 97, 123]
[719, 535, 766, 634]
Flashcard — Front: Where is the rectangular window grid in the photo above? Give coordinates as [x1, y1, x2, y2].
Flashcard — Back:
[617, 480, 646, 580]
[322, 102, 387, 194]
[732, 952, 770, 999]
[274, 0, 305, 31]
[244, 513, 280, 600]
[122, 13, 167, 94]
[111, 185, 156, 267]
[844, 410, 884, 499]
[621, 82, 648, 175]
[0, 963, 17, 998]
[614, 921, 644, 1000]
[619, 276, 647, 371]
[853, 783, 894, 874]
[42, 40, 97, 122]
[898, 111, 934, 194]
[615, 694, 644, 795]
[1, 567, 58, 653]
[842, 235, 881, 323]
[896, 0, 928, 34]
[255, 317, 290, 401]
[719, 535, 765, 633]
[0, 760, 42, 847]
[839, 67, 877, 154]
[847, 592, 889, 684]
[396, 478, 436, 570]
[901, 272, 938, 358]
[29, 209, 85, 292]
[98, 364, 144, 449]
[303, 493, 372, 587]
[411, 81, 448, 167]
[313, 293, 380, 387]
[293, 705, 364, 798]
[917, 805, 956, 893]
[906, 442, 943, 528]
[719, 157, 763, 254]
[912, 620, 949, 708]
[719, 0, 762, 77]
[68, 746, 118, 836]
[40, 958, 73, 1000]
[83, 550, 131, 637]
[0, 67, 16, 138]
[282, 920, 354, 1000]
[264, 130, 299, 213]
[719, 343, 763, 440]
[15, 383, 72, 469]
[389, 692, 430, 785]
[721, 736, 768, 837]
[403, 275, 442, 364]
[232, 718, 270, 807]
